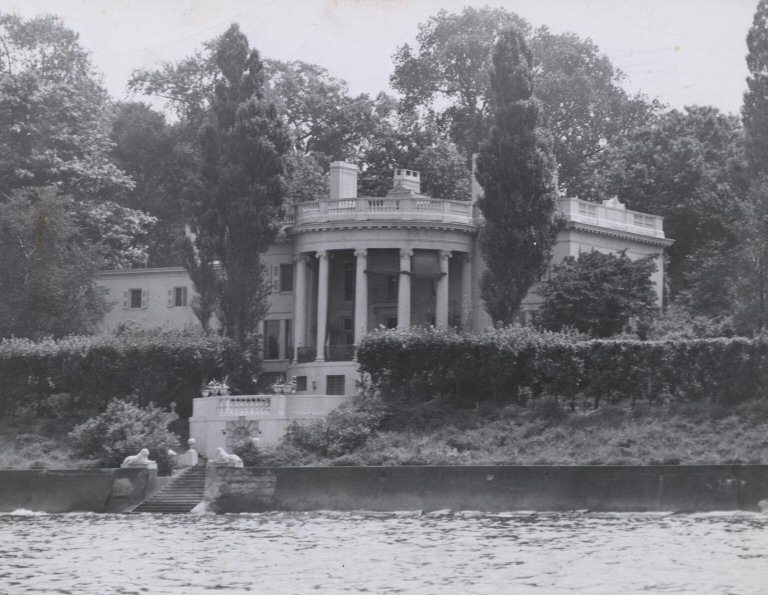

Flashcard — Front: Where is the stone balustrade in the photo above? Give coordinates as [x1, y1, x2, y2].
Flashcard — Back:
[558, 196, 667, 240]
[291, 197, 475, 226]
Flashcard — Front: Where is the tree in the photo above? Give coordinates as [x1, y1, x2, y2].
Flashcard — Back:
[390, 7, 658, 190]
[740, 0, 768, 332]
[538, 250, 658, 338]
[190, 24, 290, 346]
[0, 187, 107, 338]
[475, 27, 560, 325]
[582, 106, 747, 308]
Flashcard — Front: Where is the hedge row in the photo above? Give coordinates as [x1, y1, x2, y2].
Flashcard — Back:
[0, 330, 247, 418]
[357, 327, 768, 406]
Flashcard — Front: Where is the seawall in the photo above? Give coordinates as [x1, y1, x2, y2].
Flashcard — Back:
[205, 465, 768, 513]
[0, 468, 157, 513]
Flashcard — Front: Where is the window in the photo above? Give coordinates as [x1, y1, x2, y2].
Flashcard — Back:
[169, 286, 187, 308]
[385, 274, 398, 301]
[126, 288, 145, 309]
[279, 264, 294, 292]
[326, 375, 345, 395]
[295, 376, 307, 392]
[264, 320, 280, 360]
[284, 319, 292, 360]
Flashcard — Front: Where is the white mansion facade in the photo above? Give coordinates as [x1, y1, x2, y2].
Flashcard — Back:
[97, 162, 673, 400]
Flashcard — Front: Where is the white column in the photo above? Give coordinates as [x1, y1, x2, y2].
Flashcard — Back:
[293, 254, 308, 362]
[397, 249, 412, 328]
[461, 253, 473, 329]
[315, 250, 329, 361]
[435, 250, 451, 328]
[354, 249, 368, 343]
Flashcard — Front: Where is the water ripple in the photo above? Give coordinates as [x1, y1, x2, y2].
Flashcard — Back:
[0, 512, 766, 594]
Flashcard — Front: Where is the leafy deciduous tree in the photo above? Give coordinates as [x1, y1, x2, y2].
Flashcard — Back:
[538, 250, 658, 338]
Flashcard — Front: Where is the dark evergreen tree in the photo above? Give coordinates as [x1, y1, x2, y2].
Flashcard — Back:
[190, 24, 290, 346]
[475, 27, 560, 324]
[743, 0, 768, 176]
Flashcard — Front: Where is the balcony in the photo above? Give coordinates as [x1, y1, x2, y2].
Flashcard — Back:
[296, 346, 317, 363]
[325, 344, 355, 362]
[289, 197, 476, 227]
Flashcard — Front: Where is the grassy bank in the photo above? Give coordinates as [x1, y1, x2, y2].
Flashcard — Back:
[0, 417, 92, 470]
[270, 396, 768, 467]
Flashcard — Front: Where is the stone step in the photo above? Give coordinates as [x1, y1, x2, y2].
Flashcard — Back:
[133, 465, 206, 513]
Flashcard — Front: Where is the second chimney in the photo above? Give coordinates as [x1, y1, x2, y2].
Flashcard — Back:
[393, 168, 421, 194]
[329, 161, 358, 199]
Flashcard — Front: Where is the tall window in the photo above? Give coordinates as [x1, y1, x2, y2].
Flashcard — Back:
[326, 375, 345, 395]
[279, 264, 294, 292]
[170, 286, 188, 307]
[343, 260, 355, 301]
[129, 288, 143, 309]
[264, 320, 280, 360]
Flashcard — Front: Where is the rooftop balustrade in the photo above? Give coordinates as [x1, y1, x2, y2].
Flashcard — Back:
[289, 197, 476, 227]
[558, 196, 668, 240]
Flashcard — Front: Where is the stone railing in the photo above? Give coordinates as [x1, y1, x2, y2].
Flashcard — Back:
[194, 395, 276, 417]
[290, 197, 476, 227]
[558, 197, 667, 240]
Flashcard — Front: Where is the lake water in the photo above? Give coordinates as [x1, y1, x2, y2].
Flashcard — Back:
[0, 510, 766, 594]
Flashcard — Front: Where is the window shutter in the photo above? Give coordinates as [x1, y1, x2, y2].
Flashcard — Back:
[272, 265, 280, 291]
[182, 286, 188, 306]
[141, 289, 148, 309]
[168, 289, 173, 308]
[123, 291, 129, 309]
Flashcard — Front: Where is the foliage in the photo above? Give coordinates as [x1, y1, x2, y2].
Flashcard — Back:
[743, 0, 768, 177]
[0, 329, 247, 419]
[231, 437, 263, 466]
[0, 188, 108, 339]
[538, 250, 658, 338]
[0, 13, 133, 198]
[69, 399, 180, 475]
[357, 326, 768, 408]
[390, 7, 658, 190]
[282, 392, 389, 459]
[189, 25, 290, 347]
[109, 102, 196, 266]
[582, 106, 747, 306]
[475, 27, 560, 324]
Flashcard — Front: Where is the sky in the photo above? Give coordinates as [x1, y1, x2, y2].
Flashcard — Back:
[0, 0, 760, 116]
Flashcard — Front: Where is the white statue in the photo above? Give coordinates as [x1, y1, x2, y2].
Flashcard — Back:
[211, 447, 243, 467]
[120, 448, 157, 469]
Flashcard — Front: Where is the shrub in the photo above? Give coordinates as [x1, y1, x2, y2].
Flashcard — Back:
[358, 327, 768, 407]
[69, 399, 180, 475]
[0, 328, 248, 419]
[282, 393, 389, 458]
[232, 438, 263, 466]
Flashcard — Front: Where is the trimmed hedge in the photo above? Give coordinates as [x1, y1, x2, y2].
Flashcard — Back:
[0, 330, 247, 418]
[357, 327, 768, 407]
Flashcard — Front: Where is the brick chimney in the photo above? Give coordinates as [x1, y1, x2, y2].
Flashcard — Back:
[329, 161, 358, 199]
[393, 168, 421, 194]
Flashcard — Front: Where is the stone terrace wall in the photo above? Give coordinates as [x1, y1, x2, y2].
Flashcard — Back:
[205, 465, 768, 513]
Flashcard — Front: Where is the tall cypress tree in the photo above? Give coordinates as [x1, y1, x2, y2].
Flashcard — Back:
[475, 27, 559, 324]
[741, 1, 768, 332]
[191, 24, 290, 346]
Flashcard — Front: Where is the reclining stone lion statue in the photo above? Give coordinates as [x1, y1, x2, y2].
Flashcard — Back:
[120, 448, 157, 469]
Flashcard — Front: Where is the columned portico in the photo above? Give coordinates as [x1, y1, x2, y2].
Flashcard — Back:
[293, 254, 308, 361]
[315, 250, 329, 362]
[398, 249, 412, 328]
[354, 249, 368, 343]
[435, 250, 451, 327]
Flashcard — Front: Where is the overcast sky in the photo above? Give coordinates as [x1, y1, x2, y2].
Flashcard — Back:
[1, 0, 759, 116]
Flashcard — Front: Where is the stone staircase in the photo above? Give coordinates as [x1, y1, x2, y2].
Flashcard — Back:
[133, 464, 206, 513]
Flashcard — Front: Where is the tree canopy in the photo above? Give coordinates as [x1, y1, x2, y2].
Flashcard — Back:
[391, 7, 658, 192]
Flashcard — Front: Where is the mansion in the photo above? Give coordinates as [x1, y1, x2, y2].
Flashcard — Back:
[97, 162, 672, 402]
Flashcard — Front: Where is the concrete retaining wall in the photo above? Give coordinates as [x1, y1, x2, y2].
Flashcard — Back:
[0, 468, 157, 513]
[205, 465, 768, 513]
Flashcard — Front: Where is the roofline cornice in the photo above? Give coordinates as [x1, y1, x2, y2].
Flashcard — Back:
[565, 221, 674, 247]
